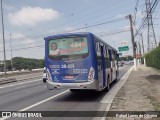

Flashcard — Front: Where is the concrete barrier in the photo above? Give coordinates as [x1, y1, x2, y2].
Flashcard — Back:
[0, 77, 17, 85]
[0, 75, 42, 85]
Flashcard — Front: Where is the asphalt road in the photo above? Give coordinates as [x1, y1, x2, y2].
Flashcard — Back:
[0, 65, 132, 120]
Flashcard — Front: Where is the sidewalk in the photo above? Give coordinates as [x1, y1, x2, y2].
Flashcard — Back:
[107, 65, 160, 120]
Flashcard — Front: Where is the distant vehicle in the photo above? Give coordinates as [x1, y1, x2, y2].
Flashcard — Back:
[126, 60, 133, 65]
[118, 61, 123, 67]
[43, 67, 46, 83]
[121, 60, 124, 65]
[44, 32, 119, 92]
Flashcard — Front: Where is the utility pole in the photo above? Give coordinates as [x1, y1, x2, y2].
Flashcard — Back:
[1, 0, 7, 77]
[141, 33, 146, 66]
[136, 42, 139, 54]
[128, 14, 137, 70]
[9, 34, 13, 73]
[138, 42, 141, 54]
[141, 33, 145, 55]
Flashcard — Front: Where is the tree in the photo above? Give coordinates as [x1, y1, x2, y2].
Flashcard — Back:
[39, 59, 45, 68]
[12, 57, 45, 70]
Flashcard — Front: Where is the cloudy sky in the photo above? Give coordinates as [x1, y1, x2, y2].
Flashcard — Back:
[0, 0, 160, 60]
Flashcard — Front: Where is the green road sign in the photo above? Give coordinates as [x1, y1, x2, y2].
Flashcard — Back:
[118, 46, 129, 51]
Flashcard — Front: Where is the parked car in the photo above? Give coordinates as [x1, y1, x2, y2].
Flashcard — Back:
[43, 67, 46, 83]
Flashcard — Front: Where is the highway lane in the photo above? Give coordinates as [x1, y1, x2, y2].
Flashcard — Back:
[0, 79, 67, 111]
[0, 65, 132, 120]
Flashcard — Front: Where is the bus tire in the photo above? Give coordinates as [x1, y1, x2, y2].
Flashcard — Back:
[70, 89, 80, 92]
[115, 71, 118, 82]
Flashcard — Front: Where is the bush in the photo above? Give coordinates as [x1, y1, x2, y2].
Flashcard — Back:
[145, 46, 160, 70]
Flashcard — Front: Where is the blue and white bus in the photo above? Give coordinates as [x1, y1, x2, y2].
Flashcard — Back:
[44, 32, 119, 92]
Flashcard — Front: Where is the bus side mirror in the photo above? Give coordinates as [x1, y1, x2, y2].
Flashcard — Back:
[117, 54, 119, 58]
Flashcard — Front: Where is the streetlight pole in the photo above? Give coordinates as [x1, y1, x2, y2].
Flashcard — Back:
[9, 34, 13, 73]
[1, 0, 7, 77]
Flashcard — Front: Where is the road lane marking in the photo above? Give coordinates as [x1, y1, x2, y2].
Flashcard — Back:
[100, 66, 134, 120]
[0, 89, 69, 120]
[14, 85, 27, 89]
[0, 79, 41, 89]
[19, 90, 69, 111]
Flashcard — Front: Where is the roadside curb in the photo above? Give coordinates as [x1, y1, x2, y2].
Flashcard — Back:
[100, 66, 134, 120]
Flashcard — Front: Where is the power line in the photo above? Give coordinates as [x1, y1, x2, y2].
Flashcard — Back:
[0, 45, 44, 53]
[3, 16, 126, 45]
[2, 0, 134, 50]
[97, 28, 130, 37]
[62, 17, 126, 33]
[0, 27, 129, 52]
[25, 0, 130, 38]
[68, 0, 132, 29]
[3, 0, 131, 43]
[133, 0, 160, 38]
[133, 0, 140, 24]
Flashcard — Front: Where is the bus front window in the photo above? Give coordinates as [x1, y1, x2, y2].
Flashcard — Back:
[48, 37, 89, 60]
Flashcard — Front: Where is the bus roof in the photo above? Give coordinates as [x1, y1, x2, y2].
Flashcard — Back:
[44, 32, 89, 40]
[44, 32, 117, 52]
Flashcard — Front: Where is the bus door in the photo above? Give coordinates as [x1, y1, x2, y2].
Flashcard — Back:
[96, 42, 104, 89]
[100, 45, 106, 88]
[108, 49, 113, 81]
[111, 51, 116, 81]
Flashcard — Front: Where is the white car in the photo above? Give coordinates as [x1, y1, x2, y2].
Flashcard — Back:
[43, 67, 46, 83]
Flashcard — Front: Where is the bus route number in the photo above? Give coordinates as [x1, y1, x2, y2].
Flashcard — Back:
[61, 64, 75, 68]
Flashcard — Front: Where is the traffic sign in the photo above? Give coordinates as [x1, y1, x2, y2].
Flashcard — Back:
[118, 46, 129, 51]
[120, 41, 128, 45]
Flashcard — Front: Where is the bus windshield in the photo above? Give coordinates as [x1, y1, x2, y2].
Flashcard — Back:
[48, 36, 89, 61]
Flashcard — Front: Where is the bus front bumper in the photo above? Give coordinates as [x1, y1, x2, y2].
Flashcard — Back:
[46, 80, 99, 90]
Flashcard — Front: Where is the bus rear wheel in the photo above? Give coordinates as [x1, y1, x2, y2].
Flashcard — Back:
[70, 89, 80, 92]
[104, 75, 110, 92]
[115, 71, 118, 82]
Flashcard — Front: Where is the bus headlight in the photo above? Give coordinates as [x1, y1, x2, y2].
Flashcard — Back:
[88, 67, 95, 81]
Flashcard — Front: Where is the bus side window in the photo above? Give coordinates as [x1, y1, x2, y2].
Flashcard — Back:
[112, 50, 115, 67]
[108, 49, 112, 61]
[107, 49, 112, 68]
[106, 48, 110, 68]
[96, 42, 101, 71]
[96, 41, 100, 52]
[103, 46, 106, 57]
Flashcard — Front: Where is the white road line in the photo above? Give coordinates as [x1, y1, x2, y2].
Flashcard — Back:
[100, 66, 134, 120]
[0, 89, 69, 120]
[0, 79, 41, 89]
[14, 85, 26, 89]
